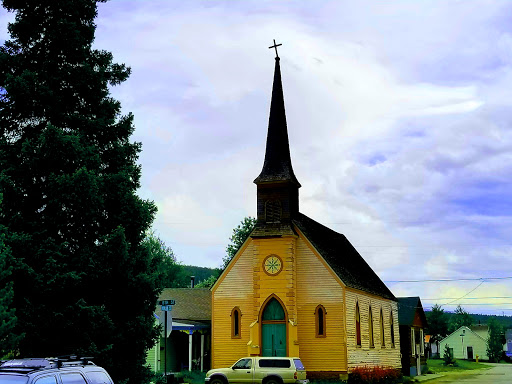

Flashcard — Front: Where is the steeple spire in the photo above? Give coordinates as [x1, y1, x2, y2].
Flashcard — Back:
[254, 55, 301, 187]
[252, 45, 301, 233]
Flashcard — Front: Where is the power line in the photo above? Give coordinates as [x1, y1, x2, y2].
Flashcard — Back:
[385, 276, 512, 283]
[441, 280, 485, 306]
[426, 303, 512, 306]
[422, 296, 512, 301]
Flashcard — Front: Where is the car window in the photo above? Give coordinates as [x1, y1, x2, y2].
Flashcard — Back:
[34, 376, 58, 384]
[258, 360, 290, 368]
[85, 372, 111, 384]
[232, 359, 251, 369]
[61, 373, 87, 384]
[0, 376, 28, 384]
[293, 359, 304, 370]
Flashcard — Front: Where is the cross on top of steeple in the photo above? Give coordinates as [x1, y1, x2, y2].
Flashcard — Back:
[269, 39, 282, 58]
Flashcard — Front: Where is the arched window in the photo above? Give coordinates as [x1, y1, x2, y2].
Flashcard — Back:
[369, 306, 374, 348]
[231, 307, 241, 338]
[355, 302, 361, 346]
[390, 311, 395, 347]
[380, 308, 385, 347]
[315, 305, 326, 337]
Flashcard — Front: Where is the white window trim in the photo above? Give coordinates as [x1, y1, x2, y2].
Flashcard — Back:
[411, 328, 416, 356]
[420, 329, 425, 355]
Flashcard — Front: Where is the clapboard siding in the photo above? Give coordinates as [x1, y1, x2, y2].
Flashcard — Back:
[296, 236, 347, 372]
[345, 289, 401, 369]
[212, 242, 254, 368]
[252, 237, 296, 322]
[212, 231, 400, 373]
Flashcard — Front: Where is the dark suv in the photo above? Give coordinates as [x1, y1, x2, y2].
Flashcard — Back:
[0, 357, 114, 384]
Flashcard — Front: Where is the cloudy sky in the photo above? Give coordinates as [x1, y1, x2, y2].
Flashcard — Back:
[2, 1, 512, 315]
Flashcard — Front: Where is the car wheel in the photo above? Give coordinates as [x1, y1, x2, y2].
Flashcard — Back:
[210, 377, 226, 384]
[264, 378, 281, 384]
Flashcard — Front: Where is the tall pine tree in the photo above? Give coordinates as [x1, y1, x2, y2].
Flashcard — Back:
[0, 1, 163, 382]
[486, 317, 504, 363]
[0, 195, 21, 358]
[425, 304, 448, 356]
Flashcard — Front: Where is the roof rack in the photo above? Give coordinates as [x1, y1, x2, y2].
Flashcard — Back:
[0, 356, 95, 372]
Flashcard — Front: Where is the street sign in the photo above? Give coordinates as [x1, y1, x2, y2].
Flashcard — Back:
[159, 299, 176, 306]
[161, 305, 173, 311]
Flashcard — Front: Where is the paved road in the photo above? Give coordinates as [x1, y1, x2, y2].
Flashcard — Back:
[425, 364, 512, 383]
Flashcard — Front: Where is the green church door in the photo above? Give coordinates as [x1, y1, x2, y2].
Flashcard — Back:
[261, 298, 287, 357]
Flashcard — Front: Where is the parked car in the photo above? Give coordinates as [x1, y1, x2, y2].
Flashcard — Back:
[0, 357, 114, 384]
[205, 357, 308, 384]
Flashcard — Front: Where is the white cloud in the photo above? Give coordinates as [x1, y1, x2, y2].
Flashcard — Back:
[3, 0, 512, 314]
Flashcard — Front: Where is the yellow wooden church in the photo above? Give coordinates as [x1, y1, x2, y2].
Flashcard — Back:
[211, 51, 401, 378]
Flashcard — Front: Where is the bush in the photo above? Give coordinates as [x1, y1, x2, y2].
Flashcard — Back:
[348, 366, 402, 384]
[442, 344, 456, 366]
[175, 371, 206, 384]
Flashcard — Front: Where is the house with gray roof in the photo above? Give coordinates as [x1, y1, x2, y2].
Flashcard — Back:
[147, 288, 211, 373]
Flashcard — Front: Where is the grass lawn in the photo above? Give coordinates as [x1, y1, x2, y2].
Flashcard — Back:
[427, 358, 491, 373]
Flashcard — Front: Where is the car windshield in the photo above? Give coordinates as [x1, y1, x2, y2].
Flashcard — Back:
[232, 359, 251, 369]
[0, 376, 28, 384]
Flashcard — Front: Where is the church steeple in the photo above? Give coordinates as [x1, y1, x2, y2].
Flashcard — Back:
[253, 46, 301, 233]
[254, 56, 301, 187]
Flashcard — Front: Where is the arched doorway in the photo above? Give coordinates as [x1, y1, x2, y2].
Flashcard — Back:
[261, 297, 287, 356]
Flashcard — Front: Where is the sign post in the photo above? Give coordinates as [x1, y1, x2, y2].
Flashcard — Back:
[158, 300, 176, 377]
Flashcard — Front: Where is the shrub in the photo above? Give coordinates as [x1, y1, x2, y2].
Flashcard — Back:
[348, 366, 402, 384]
[442, 344, 456, 366]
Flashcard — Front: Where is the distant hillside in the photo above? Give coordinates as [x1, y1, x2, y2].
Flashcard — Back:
[425, 310, 512, 329]
[467, 313, 512, 329]
[181, 265, 221, 285]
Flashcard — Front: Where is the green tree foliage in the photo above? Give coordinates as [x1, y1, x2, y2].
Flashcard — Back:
[222, 216, 256, 269]
[0, 1, 163, 382]
[142, 232, 187, 288]
[182, 265, 221, 285]
[426, 304, 449, 356]
[442, 343, 456, 365]
[0, 195, 22, 358]
[486, 317, 504, 363]
[194, 275, 218, 289]
[449, 305, 473, 333]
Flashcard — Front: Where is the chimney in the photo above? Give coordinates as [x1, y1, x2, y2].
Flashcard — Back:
[190, 276, 195, 288]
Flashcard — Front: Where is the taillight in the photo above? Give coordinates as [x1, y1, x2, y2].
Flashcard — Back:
[294, 372, 297, 379]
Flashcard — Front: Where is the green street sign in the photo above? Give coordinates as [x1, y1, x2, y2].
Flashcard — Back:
[158, 299, 175, 306]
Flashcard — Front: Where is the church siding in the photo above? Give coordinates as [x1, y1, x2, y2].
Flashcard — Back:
[252, 236, 297, 355]
[212, 242, 255, 368]
[296, 236, 348, 373]
[345, 289, 401, 370]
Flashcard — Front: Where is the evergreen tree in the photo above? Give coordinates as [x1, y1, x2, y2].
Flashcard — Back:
[448, 305, 473, 333]
[222, 216, 256, 269]
[0, 195, 22, 358]
[0, 1, 163, 382]
[442, 343, 455, 365]
[486, 317, 504, 363]
[426, 304, 448, 357]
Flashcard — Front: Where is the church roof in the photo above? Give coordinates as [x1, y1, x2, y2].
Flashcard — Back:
[254, 57, 301, 187]
[292, 212, 396, 301]
[397, 296, 427, 326]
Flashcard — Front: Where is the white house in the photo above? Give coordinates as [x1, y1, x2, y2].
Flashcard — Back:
[439, 325, 489, 360]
